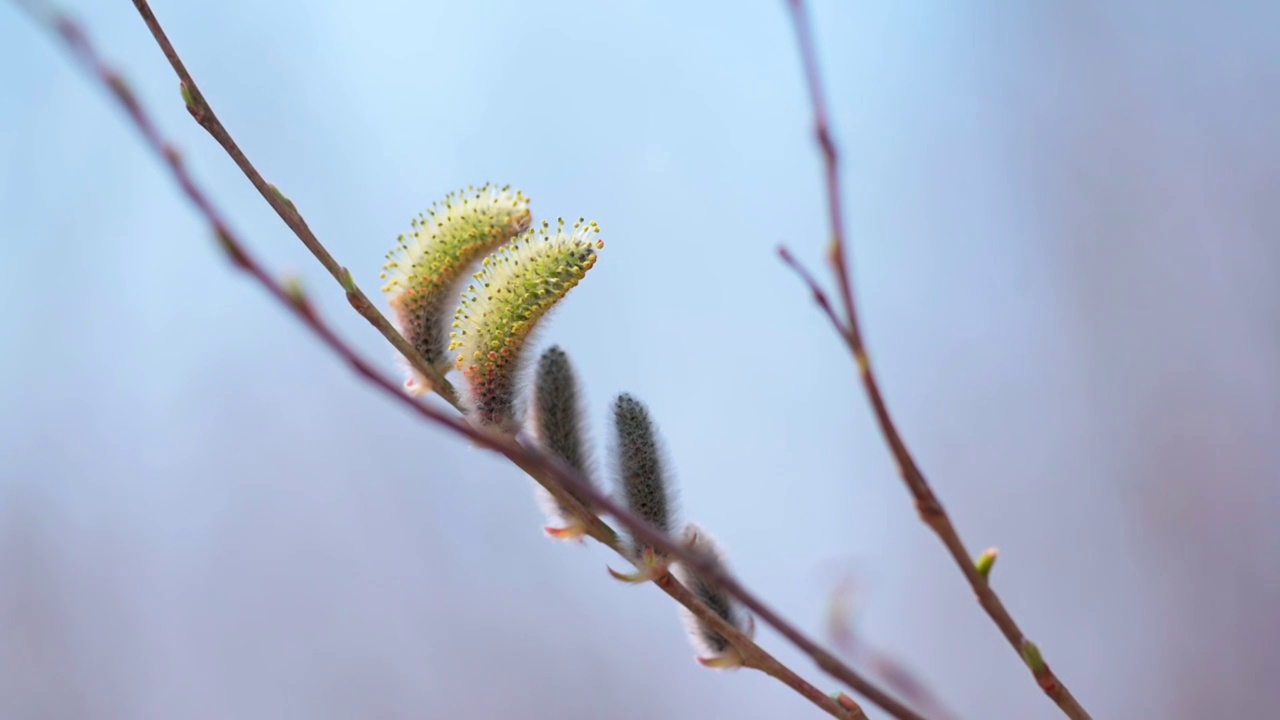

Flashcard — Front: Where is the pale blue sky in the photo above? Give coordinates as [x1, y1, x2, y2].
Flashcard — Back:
[3, 2, 1279, 718]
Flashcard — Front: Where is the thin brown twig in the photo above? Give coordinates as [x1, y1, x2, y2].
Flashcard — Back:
[826, 574, 962, 720]
[13, 5, 933, 719]
[127, 0, 458, 407]
[655, 572, 855, 718]
[781, 1, 1093, 718]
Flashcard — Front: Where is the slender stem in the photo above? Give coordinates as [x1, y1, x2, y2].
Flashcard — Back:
[781, 2, 1092, 718]
[127, 0, 458, 406]
[827, 576, 962, 720]
[15, 3, 929, 718]
[656, 572, 861, 720]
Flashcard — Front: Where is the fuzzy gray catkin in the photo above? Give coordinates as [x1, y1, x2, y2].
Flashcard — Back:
[527, 346, 595, 539]
[673, 523, 753, 668]
[611, 393, 675, 558]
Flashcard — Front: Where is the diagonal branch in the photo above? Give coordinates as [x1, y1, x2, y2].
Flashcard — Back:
[128, 0, 458, 406]
[14, 3, 934, 718]
[826, 573, 962, 720]
[781, 1, 1092, 718]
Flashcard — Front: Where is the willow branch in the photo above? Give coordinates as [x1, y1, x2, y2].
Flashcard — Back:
[781, 1, 1092, 718]
[14, 5, 933, 719]
[126, 0, 457, 406]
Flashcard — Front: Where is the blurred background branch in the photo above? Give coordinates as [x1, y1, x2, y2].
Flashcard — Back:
[783, 1, 1090, 715]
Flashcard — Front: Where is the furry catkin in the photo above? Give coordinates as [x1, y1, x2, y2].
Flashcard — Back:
[611, 393, 675, 558]
[673, 523, 753, 667]
[528, 346, 596, 537]
[450, 218, 602, 430]
[380, 184, 531, 392]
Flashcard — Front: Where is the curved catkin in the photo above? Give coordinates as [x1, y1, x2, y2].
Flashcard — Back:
[450, 218, 602, 430]
[380, 184, 531, 391]
[611, 393, 675, 558]
[528, 346, 596, 536]
[673, 523, 753, 668]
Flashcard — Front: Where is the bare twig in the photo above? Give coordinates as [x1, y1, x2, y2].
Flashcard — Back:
[127, 0, 458, 406]
[781, 1, 1092, 718]
[13, 4, 936, 718]
[826, 574, 962, 720]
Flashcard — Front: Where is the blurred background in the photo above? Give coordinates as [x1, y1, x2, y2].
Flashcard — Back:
[2, 1, 1277, 718]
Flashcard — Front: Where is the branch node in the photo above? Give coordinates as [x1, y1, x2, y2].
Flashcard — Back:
[281, 274, 313, 319]
[268, 182, 296, 213]
[213, 228, 248, 269]
[161, 142, 181, 168]
[337, 266, 356, 294]
[834, 692, 860, 713]
[607, 547, 668, 584]
[177, 79, 203, 121]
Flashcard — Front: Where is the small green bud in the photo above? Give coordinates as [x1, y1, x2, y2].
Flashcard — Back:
[179, 81, 194, 110]
[1020, 640, 1045, 673]
[1020, 639, 1059, 692]
[976, 547, 998, 579]
[338, 266, 356, 294]
[213, 228, 247, 268]
[282, 274, 308, 312]
[268, 183, 295, 212]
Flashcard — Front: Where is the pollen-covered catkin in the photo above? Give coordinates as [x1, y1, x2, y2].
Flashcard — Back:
[528, 345, 596, 539]
[672, 523, 753, 669]
[380, 184, 531, 392]
[611, 393, 675, 559]
[450, 218, 602, 430]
